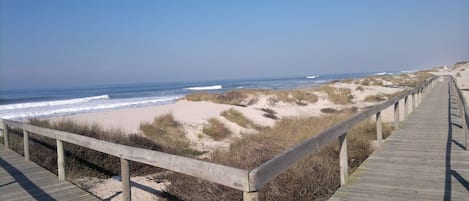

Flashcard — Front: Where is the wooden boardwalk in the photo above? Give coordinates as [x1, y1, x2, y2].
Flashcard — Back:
[0, 146, 99, 201]
[330, 78, 469, 201]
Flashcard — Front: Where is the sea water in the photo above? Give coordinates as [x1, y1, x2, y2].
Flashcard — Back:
[0, 71, 403, 120]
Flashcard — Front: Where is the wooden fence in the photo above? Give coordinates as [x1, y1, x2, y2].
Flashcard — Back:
[0, 76, 439, 201]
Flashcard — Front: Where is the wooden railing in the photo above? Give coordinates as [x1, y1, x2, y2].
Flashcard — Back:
[0, 76, 438, 201]
[451, 76, 469, 150]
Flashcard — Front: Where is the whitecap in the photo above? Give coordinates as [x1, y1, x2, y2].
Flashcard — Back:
[0, 95, 110, 111]
[184, 85, 222, 91]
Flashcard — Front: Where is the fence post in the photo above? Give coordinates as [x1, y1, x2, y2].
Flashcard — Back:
[463, 103, 468, 151]
[376, 112, 382, 145]
[3, 123, 9, 149]
[412, 92, 416, 112]
[121, 158, 131, 201]
[243, 192, 259, 201]
[394, 101, 400, 129]
[23, 130, 30, 161]
[418, 89, 422, 105]
[404, 96, 409, 120]
[56, 139, 65, 181]
[338, 132, 348, 185]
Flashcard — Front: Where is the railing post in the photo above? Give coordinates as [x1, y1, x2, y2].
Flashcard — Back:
[243, 191, 259, 201]
[23, 130, 30, 161]
[404, 96, 409, 120]
[121, 158, 131, 201]
[418, 89, 422, 105]
[3, 123, 9, 149]
[376, 112, 383, 145]
[338, 132, 348, 185]
[463, 104, 468, 151]
[394, 101, 400, 129]
[412, 92, 416, 112]
[56, 139, 65, 181]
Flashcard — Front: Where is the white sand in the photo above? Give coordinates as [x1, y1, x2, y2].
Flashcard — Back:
[76, 175, 170, 201]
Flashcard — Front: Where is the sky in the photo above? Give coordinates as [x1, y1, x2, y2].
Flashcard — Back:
[1, 0, 469, 90]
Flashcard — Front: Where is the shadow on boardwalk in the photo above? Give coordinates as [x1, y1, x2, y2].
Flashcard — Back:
[445, 82, 469, 201]
[0, 157, 56, 200]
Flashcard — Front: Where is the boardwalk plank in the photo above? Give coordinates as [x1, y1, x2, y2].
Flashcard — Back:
[0, 145, 99, 201]
[330, 78, 469, 201]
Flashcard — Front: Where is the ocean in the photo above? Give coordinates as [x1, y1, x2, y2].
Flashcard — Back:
[0, 71, 401, 120]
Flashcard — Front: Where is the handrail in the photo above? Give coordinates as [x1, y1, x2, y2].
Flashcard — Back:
[0, 75, 439, 200]
[450, 76, 469, 149]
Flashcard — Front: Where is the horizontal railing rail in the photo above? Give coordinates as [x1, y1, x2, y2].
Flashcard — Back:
[0, 75, 439, 201]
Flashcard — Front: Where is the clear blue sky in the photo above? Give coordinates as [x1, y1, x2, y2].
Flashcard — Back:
[1, 0, 468, 90]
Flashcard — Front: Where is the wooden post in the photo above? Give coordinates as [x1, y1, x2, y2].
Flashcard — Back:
[23, 130, 30, 161]
[394, 101, 400, 129]
[463, 106, 468, 151]
[404, 96, 409, 120]
[460, 95, 468, 151]
[376, 112, 383, 145]
[416, 91, 419, 107]
[338, 133, 348, 185]
[418, 89, 422, 105]
[121, 158, 131, 201]
[56, 139, 65, 181]
[412, 92, 416, 112]
[3, 124, 9, 149]
[243, 191, 259, 201]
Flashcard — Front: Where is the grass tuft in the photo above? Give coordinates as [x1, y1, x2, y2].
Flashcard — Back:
[364, 94, 387, 102]
[316, 85, 353, 104]
[321, 108, 339, 114]
[203, 118, 231, 140]
[186, 90, 248, 106]
[140, 114, 204, 156]
[221, 109, 257, 129]
[261, 108, 279, 119]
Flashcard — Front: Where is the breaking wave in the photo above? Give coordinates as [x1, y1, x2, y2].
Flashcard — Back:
[0, 95, 110, 110]
[184, 85, 223, 91]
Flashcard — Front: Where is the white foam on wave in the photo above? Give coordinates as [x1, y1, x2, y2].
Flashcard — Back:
[400, 70, 416, 73]
[0, 95, 110, 111]
[184, 85, 222, 91]
[375, 72, 388, 75]
[306, 75, 319, 79]
[313, 79, 331, 84]
[0, 95, 182, 120]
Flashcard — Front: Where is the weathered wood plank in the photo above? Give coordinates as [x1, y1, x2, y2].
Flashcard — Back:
[329, 76, 469, 200]
[0, 146, 99, 201]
